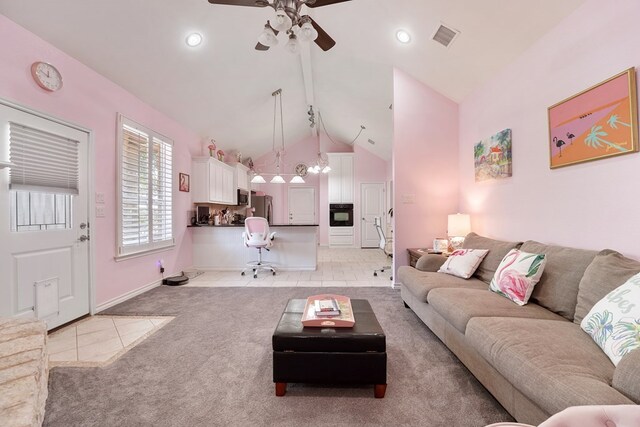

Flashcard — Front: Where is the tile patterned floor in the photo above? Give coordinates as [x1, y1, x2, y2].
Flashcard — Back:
[48, 315, 174, 368]
[184, 247, 394, 288]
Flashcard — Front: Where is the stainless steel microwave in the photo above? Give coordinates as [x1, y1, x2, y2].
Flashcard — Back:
[237, 189, 249, 206]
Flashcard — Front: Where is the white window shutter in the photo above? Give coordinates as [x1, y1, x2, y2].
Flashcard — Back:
[121, 124, 150, 248]
[152, 137, 173, 243]
[9, 122, 79, 194]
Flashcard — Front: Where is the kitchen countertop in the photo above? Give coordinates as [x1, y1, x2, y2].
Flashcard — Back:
[188, 224, 319, 228]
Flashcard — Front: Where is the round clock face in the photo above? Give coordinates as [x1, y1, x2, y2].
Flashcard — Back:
[295, 163, 308, 177]
[31, 62, 63, 92]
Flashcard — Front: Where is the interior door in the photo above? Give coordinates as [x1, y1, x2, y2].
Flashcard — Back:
[288, 187, 316, 225]
[0, 101, 90, 330]
[361, 183, 385, 248]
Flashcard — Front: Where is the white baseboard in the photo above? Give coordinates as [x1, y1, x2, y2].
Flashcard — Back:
[95, 271, 178, 313]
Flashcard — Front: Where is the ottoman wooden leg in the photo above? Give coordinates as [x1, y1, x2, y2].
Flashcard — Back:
[275, 382, 287, 396]
[374, 384, 386, 398]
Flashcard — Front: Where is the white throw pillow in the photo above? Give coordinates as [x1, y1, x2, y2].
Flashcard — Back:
[489, 249, 546, 306]
[437, 249, 489, 279]
[581, 272, 640, 366]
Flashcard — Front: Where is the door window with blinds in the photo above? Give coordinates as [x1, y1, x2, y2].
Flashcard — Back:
[117, 114, 173, 257]
[9, 122, 78, 232]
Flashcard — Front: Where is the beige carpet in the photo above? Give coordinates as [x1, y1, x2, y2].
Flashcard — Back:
[44, 286, 513, 426]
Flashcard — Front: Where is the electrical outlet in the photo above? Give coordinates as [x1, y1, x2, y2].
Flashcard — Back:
[95, 192, 105, 204]
[96, 206, 106, 218]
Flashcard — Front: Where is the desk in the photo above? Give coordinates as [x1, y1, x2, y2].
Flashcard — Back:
[407, 248, 445, 267]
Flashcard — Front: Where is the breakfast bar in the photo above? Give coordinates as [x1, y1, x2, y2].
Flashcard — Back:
[190, 224, 318, 271]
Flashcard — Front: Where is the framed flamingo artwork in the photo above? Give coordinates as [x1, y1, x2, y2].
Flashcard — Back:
[548, 68, 639, 168]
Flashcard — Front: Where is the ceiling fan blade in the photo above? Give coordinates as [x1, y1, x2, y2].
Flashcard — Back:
[255, 43, 270, 51]
[305, 0, 351, 8]
[207, 0, 267, 7]
[310, 18, 336, 51]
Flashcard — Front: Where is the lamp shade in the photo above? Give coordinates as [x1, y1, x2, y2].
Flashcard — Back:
[270, 175, 286, 184]
[289, 175, 305, 184]
[447, 213, 471, 237]
[251, 175, 266, 184]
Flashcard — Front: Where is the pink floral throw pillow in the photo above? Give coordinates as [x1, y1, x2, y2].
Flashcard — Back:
[437, 249, 489, 279]
[489, 249, 547, 305]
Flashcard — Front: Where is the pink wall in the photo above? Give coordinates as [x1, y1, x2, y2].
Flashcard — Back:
[393, 69, 460, 273]
[459, 0, 640, 260]
[252, 132, 390, 246]
[0, 16, 201, 305]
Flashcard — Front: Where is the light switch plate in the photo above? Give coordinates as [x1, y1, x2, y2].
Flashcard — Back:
[96, 206, 106, 218]
[95, 192, 105, 204]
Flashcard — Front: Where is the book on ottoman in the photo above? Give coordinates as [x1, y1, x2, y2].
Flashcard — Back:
[302, 294, 355, 328]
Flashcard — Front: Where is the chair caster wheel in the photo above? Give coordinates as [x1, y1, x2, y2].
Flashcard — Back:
[253, 275, 257, 279]
[272, 272, 276, 276]
[241, 272, 245, 276]
[373, 272, 378, 277]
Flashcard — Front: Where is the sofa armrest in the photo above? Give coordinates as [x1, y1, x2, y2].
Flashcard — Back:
[415, 254, 447, 272]
[613, 349, 640, 403]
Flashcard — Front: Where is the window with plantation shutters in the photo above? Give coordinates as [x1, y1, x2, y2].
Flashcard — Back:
[117, 114, 174, 257]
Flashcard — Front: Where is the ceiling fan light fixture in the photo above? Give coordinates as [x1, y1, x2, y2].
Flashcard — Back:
[285, 33, 300, 54]
[298, 21, 318, 42]
[185, 32, 203, 47]
[273, 8, 292, 32]
[321, 165, 331, 174]
[396, 29, 412, 44]
[289, 175, 305, 184]
[258, 24, 279, 47]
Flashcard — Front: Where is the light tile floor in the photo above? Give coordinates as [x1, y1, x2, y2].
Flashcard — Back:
[184, 247, 394, 288]
[48, 315, 174, 368]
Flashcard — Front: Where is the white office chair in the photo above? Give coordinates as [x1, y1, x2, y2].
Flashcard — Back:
[373, 217, 393, 280]
[241, 217, 277, 279]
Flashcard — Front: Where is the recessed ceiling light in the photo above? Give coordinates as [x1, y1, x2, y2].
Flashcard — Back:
[186, 33, 203, 47]
[396, 30, 411, 44]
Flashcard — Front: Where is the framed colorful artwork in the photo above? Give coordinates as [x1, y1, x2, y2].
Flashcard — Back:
[474, 128, 512, 182]
[548, 68, 638, 169]
[179, 173, 190, 192]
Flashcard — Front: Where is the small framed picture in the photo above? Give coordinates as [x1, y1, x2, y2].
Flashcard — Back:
[179, 173, 190, 192]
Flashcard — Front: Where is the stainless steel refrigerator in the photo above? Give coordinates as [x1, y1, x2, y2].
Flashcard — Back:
[251, 195, 273, 224]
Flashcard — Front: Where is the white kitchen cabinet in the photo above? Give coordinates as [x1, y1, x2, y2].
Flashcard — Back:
[192, 156, 237, 205]
[327, 153, 354, 203]
[235, 163, 250, 191]
[329, 226, 354, 246]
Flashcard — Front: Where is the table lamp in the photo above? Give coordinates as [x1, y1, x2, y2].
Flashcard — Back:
[448, 213, 471, 251]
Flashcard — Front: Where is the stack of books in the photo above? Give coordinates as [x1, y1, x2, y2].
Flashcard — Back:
[314, 298, 340, 317]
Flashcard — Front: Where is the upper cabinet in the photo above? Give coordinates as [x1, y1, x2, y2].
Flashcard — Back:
[327, 153, 354, 203]
[192, 157, 237, 205]
[235, 163, 250, 191]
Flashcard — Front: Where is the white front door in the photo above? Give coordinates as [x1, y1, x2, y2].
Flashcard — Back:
[361, 183, 385, 248]
[0, 101, 91, 330]
[288, 187, 316, 225]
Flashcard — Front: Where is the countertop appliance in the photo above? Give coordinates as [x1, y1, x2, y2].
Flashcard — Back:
[251, 195, 273, 225]
[329, 203, 354, 227]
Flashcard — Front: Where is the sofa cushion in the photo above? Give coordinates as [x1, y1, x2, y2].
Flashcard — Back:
[574, 249, 640, 324]
[397, 266, 485, 303]
[466, 317, 633, 415]
[415, 254, 448, 272]
[521, 241, 598, 321]
[489, 249, 547, 306]
[462, 233, 522, 284]
[580, 272, 640, 366]
[613, 346, 640, 403]
[428, 288, 566, 333]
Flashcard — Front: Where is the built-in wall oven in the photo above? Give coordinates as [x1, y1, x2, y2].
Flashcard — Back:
[329, 204, 354, 227]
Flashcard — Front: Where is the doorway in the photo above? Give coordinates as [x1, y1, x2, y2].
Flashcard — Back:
[0, 100, 92, 330]
[288, 187, 316, 224]
[360, 183, 386, 248]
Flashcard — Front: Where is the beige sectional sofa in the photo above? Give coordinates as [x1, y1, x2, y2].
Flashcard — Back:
[398, 233, 640, 425]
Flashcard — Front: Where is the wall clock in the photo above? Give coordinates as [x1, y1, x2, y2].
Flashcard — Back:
[31, 62, 63, 92]
[295, 163, 308, 177]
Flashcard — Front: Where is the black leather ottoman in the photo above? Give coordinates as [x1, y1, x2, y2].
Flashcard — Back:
[272, 298, 387, 398]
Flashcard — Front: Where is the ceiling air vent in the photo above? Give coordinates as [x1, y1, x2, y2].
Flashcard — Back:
[432, 23, 459, 48]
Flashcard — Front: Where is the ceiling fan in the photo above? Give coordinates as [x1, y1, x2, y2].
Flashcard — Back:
[207, 0, 351, 52]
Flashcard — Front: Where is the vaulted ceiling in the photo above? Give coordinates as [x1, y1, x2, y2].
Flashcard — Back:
[0, 0, 584, 161]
